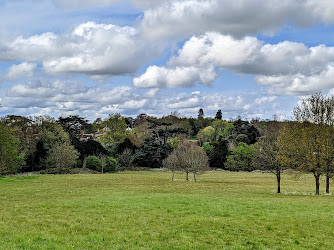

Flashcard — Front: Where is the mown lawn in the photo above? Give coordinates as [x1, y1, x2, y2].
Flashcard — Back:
[0, 171, 333, 249]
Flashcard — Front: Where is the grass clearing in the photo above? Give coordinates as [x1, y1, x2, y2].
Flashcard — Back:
[0, 171, 333, 249]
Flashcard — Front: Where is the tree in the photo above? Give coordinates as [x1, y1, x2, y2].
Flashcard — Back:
[197, 126, 215, 146]
[226, 142, 255, 172]
[117, 149, 134, 171]
[100, 113, 128, 145]
[254, 122, 285, 193]
[291, 93, 334, 194]
[215, 109, 222, 120]
[198, 108, 204, 119]
[0, 122, 24, 175]
[133, 137, 172, 168]
[39, 124, 79, 173]
[45, 141, 79, 173]
[58, 115, 93, 142]
[163, 140, 209, 181]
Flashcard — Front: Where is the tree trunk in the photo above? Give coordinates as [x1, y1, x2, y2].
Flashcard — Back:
[315, 174, 320, 195]
[186, 171, 189, 181]
[172, 171, 174, 181]
[193, 172, 197, 182]
[276, 171, 281, 194]
[326, 173, 330, 194]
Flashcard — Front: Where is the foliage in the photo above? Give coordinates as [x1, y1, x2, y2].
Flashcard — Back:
[167, 137, 181, 149]
[104, 157, 118, 173]
[117, 149, 134, 171]
[228, 119, 260, 147]
[215, 109, 222, 120]
[209, 139, 229, 169]
[100, 113, 128, 145]
[0, 122, 24, 175]
[164, 140, 209, 181]
[226, 142, 255, 172]
[76, 139, 107, 160]
[44, 141, 79, 174]
[198, 108, 204, 119]
[197, 126, 215, 146]
[85, 155, 102, 172]
[133, 137, 172, 168]
[116, 136, 140, 155]
[253, 121, 285, 193]
[212, 120, 233, 140]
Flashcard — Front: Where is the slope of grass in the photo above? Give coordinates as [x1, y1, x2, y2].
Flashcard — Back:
[0, 171, 333, 249]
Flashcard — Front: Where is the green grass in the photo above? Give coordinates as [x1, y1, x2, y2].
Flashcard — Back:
[0, 171, 333, 249]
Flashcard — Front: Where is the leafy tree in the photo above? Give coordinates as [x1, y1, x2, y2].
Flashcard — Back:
[105, 157, 118, 172]
[116, 136, 140, 155]
[211, 120, 232, 140]
[86, 156, 102, 172]
[197, 126, 215, 146]
[133, 137, 172, 168]
[164, 140, 209, 181]
[253, 122, 285, 193]
[100, 113, 128, 145]
[58, 115, 93, 142]
[0, 122, 24, 175]
[227, 119, 260, 148]
[215, 109, 222, 120]
[38, 124, 79, 173]
[226, 142, 255, 172]
[198, 108, 204, 119]
[290, 93, 334, 194]
[209, 139, 229, 169]
[117, 149, 134, 171]
[45, 141, 79, 173]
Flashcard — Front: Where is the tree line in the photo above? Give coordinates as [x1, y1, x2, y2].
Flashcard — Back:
[1, 93, 334, 195]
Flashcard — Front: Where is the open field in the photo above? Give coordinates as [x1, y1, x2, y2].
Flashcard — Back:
[0, 171, 333, 249]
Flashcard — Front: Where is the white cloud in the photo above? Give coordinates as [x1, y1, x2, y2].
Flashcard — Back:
[1, 22, 150, 77]
[135, 32, 334, 94]
[133, 65, 217, 88]
[140, 0, 334, 40]
[7, 62, 37, 80]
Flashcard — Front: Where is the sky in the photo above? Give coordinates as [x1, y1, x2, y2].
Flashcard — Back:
[1, 0, 334, 121]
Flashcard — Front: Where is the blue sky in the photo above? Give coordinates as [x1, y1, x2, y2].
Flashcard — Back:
[1, 0, 334, 121]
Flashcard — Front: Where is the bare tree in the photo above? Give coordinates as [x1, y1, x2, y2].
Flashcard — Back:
[163, 140, 209, 181]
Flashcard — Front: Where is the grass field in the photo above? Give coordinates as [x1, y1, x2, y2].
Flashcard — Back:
[0, 171, 333, 249]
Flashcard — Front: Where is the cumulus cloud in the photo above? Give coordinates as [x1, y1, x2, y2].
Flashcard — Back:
[140, 0, 334, 40]
[133, 65, 217, 88]
[134, 32, 334, 94]
[7, 62, 37, 80]
[0, 22, 150, 77]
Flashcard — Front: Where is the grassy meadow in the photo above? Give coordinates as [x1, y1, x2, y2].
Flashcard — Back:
[0, 171, 333, 249]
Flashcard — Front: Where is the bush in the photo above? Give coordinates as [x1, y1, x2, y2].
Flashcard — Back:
[105, 157, 117, 173]
[85, 155, 102, 171]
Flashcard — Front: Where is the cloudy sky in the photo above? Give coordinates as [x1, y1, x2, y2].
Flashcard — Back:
[1, 0, 334, 121]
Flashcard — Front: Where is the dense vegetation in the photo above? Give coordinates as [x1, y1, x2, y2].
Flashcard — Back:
[1, 93, 334, 194]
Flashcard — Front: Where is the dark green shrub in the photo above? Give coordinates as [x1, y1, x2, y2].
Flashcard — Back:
[104, 157, 117, 172]
[85, 155, 102, 171]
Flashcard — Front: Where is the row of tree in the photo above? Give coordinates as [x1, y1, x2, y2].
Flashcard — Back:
[1, 93, 334, 194]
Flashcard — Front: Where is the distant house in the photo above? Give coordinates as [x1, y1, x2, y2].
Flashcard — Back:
[79, 128, 104, 141]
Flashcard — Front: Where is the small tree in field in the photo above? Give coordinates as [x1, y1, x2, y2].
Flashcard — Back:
[164, 140, 209, 181]
[254, 121, 285, 193]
